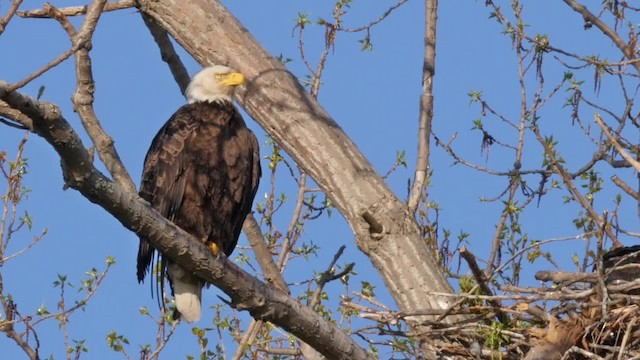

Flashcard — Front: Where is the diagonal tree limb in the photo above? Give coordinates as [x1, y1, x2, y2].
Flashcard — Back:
[531, 125, 621, 248]
[594, 114, 640, 173]
[0, 82, 373, 360]
[138, 2, 461, 343]
[408, 0, 437, 214]
[141, 13, 190, 96]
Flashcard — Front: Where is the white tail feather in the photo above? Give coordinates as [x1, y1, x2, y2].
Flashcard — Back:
[168, 263, 203, 323]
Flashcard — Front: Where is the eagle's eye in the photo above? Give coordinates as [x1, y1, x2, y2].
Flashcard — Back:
[215, 74, 223, 80]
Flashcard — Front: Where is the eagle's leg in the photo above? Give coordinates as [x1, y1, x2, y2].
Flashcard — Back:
[208, 242, 220, 257]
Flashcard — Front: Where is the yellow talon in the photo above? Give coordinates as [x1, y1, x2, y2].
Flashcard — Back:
[208, 242, 220, 256]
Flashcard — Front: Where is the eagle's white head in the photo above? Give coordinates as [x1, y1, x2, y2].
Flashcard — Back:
[186, 65, 245, 104]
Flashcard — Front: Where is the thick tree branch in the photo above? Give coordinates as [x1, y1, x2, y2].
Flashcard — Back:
[408, 0, 437, 214]
[138, 0, 460, 335]
[0, 83, 373, 360]
[0, 101, 31, 130]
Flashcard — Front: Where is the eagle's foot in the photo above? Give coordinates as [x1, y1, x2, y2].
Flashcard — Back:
[208, 242, 220, 257]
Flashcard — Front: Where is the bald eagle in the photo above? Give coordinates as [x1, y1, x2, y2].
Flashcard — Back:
[136, 65, 261, 323]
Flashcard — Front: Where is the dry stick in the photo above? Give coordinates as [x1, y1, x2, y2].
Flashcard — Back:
[17, 0, 135, 18]
[459, 247, 510, 324]
[535, 271, 597, 284]
[0, 0, 24, 35]
[562, 0, 640, 74]
[617, 311, 636, 360]
[595, 114, 640, 173]
[407, 0, 437, 214]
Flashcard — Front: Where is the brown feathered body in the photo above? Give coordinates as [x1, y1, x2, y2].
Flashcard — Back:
[137, 100, 260, 322]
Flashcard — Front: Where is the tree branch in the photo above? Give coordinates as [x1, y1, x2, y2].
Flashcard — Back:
[140, 13, 190, 96]
[408, 0, 437, 214]
[138, 0, 460, 333]
[0, 82, 373, 360]
[594, 113, 640, 173]
[0, 0, 24, 35]
[48, 0, 138, 194]
[243, 214, 289, 293]
[562, 0, 640, 73]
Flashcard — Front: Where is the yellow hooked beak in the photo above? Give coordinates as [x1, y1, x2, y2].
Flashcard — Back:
[219, 72, 245, 86]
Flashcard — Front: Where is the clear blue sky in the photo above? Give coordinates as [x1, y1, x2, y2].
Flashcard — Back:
[0, 1, 634, 358]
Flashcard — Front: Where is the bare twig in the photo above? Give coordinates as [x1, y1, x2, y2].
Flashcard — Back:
[337, 0, 410, 33]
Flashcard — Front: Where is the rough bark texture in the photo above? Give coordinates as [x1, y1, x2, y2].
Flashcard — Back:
[137, 0, 457, 327]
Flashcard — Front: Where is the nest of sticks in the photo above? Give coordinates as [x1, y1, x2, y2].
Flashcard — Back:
[424, 246, 640, 359]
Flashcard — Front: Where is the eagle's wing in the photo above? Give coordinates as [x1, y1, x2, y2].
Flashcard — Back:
[221, 128, 261, 255]
[137, 106, 197, 283]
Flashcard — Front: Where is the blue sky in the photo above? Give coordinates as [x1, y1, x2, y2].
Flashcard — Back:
[1, 1, 636, 358]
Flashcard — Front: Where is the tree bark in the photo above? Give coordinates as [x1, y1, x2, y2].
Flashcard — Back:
[137, 0, 458, 328]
